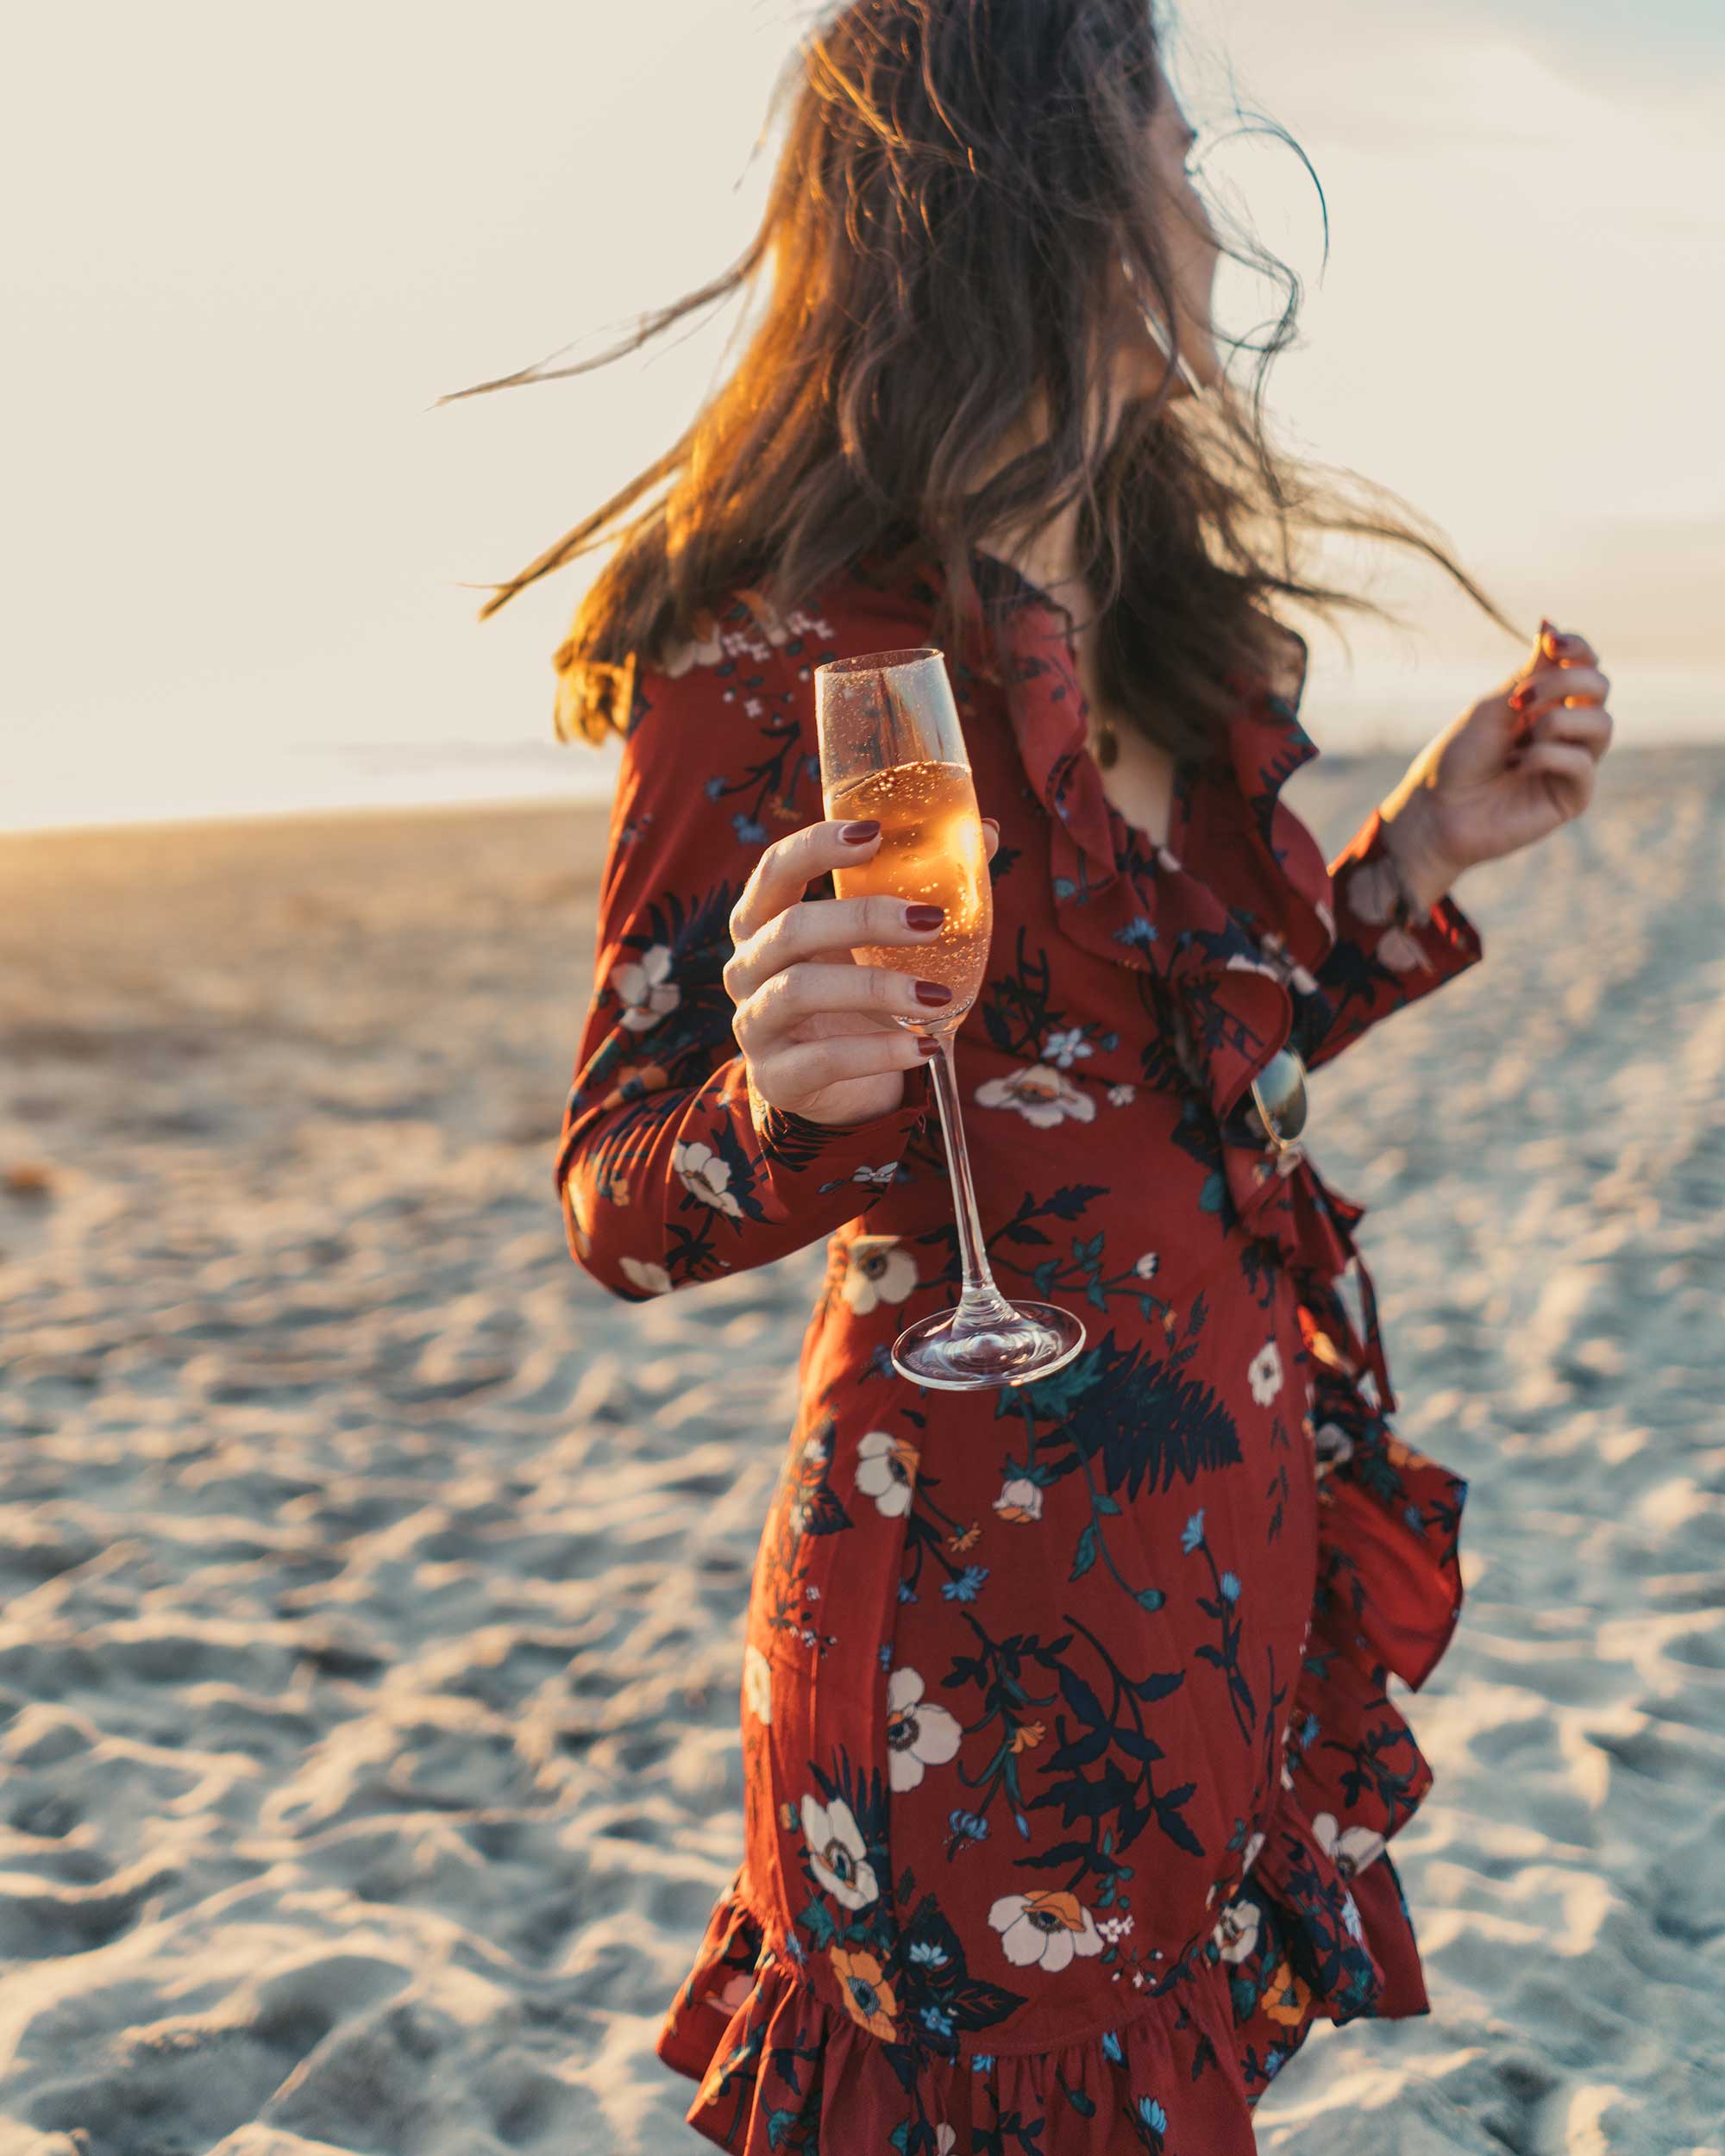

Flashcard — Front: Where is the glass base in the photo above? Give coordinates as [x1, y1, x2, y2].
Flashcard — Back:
[890, 1300, 1086, 1391]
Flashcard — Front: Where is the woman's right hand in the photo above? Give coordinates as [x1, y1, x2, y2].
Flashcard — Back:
[724, 813, 1000, 1128]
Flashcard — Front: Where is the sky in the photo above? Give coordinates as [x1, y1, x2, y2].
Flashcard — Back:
[4, 0, 1722, 832]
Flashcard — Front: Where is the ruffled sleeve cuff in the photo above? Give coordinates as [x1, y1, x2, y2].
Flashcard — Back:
[748, 1071, 932, 1210]
[1300, 805, 1484, 1069]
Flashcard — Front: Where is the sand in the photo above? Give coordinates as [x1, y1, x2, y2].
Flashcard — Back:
[0, 744, 1720, 2156]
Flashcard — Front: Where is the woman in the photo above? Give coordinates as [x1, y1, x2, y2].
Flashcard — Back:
[460, 3, 1612, 2147]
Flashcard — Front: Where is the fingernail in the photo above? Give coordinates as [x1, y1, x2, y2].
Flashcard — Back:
[914, 978, 953, 1006]
[917, 1036, 943, 1056]
[1509, 682, 1537, 711]
[839, 818, 881, 844]
[905, 903, 945, 930]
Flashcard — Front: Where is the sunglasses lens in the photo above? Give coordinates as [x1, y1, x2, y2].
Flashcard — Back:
[1249, 1047, 1308, 1145]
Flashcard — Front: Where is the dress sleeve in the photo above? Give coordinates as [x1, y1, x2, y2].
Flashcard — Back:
[555, 601, 932, 1300]
[1295, 805, 1484, 1071]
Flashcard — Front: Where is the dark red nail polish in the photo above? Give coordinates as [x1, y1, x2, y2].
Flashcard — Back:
[839, 818, 881, 843]
[906, 903, 945, 930]
[1509, 682, 1536, 711]
[917, 1036, 943, 1055]
[914, 978, 953, 1006]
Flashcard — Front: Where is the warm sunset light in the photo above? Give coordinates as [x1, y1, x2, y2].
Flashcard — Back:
[0, 6, 1717, 2151]
[3, 1, 1720, 832]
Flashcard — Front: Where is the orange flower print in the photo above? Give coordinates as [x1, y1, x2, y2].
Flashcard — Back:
[1010, 1720, 1045, 1753]
[599, 1060, 668, 1112]
[831, 1945, 900, 2041]
[1261, 1958, 1312, 2027]
[949, 1521, 982, 1553]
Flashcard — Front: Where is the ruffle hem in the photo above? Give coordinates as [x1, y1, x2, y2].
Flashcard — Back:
[656, 1338, 1466, 2151]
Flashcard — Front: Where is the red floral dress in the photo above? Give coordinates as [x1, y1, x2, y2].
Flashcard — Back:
[555, 543, 1481, 2154]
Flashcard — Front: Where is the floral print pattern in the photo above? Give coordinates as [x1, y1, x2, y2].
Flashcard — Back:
[555, 542, 1483, 2153]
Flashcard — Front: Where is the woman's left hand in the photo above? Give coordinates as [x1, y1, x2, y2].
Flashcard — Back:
[1376, 620, 1614, 911]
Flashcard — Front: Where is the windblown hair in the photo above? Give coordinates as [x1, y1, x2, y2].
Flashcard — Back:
[448, 0, 1518, 762]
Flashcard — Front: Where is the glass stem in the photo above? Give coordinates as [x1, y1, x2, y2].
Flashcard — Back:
[925, 1031, 1019, 1334]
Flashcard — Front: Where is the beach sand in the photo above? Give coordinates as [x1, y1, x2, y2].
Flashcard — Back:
[0, 745, 1721, 2155]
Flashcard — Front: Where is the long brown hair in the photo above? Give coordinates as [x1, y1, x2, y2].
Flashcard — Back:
[447, 0, 1519, 762]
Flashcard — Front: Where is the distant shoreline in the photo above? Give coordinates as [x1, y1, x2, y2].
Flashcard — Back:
[2, 735, 1716, 849]
[0, 790, 616, 849]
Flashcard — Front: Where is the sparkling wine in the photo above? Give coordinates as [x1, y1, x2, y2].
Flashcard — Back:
[825, 758, 991, 1022]
[814, 645, 1083, 1388]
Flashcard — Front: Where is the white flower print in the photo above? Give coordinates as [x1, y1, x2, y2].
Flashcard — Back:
[659, 627, 727, 678]
[851, 1162, 897, 1188]
[1042, 1027, 1093, 1069]
[1312, 1420, 1354, 1472]
[612, 943, 680, 1031]
[1241, 1829, 1265, 1877]
[1376, 925, 1427, 973]
[673, 1139, 742, 1218]
[1311, 1810, 1386, 1878]
[993, 1476, 1044, 1523]
[1345, 856, 1401, 926]
[839, 1234, 918, 1313]
[743, 1642, 772, 1725]
[618, 1255, 672, 1296]
[787, 1429, 831, 1539]
[1340, 1889, 1364, 1940]
[1212, 1896, 1261, 1964]
[935, 2129, 957, 2156]
[885, 1665, 963, 1792]
[1132, 1251, 1160, 1281]
[1107, 1082, 1136, 1106]
[1225, 950, 1283, 981]
[1253, 928, 1320, 998]
[800, 1794, 880, 1910]
[855, 1427, 919, 1518]
[1247, 1338, 1283, 1406]
[988, 1890, 1104, 1971]
[974, 1062, 1097, 1129]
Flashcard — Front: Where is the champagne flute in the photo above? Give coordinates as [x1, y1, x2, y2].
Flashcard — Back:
[816, 647, 1087, 1389]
